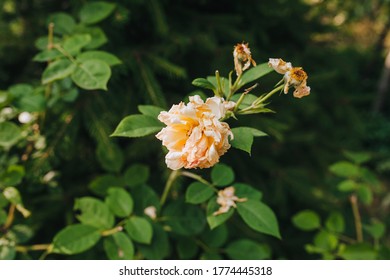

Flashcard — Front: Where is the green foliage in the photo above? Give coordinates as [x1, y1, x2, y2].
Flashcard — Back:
[124, 217, 153, 244]
[103, 232, 134, 260]
[52, 224, 101, 255]
[226, 239, 270, 260]
[292, 210, 321, 231]
[237, 200, 281, 239]
[211, 164, 235, 187]
[111, 114, 163, 138]
[1, 0, 389, 261]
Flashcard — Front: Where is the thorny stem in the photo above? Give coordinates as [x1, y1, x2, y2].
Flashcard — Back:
[350, 194, 363, 243]
[160, 170, 180, 206]
[3, 204, 16, 229]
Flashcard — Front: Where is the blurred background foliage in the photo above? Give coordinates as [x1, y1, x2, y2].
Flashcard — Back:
[1, 0, 390, 259]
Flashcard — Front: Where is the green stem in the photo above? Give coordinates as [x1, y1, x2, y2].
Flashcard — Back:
[215, 70, 223, 97]
[54, 44, 78, 64]
[16, 244, 52, 253]
[181, 171, 212, 186]
[233, 92, 247, 113]
[101, 226, 123, 237]
[227, 73, 242, 100]
[254, 84, 284, 105]
[160, 170, 180, 206]
[3, 204, 16, 229]
[350, 194, 363, 243]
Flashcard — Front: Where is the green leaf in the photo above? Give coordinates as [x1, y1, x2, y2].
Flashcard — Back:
[338, 179, 358, 192]
[33, 49, 63, 62]
[74, 27, 108, 49]
[176, 237, 198, 259]
[0, 122, 22, 148]
[163, 200, 206, 236]
[237, 200, 281, 239]
[103, 232, 134, 260]
[79, 1, 116, 24]
[63, 34, 92, 55]
[292, 210, 321, 231]
[111, 114, 163, 138]
[343, 150, 371, 164]
[77, 51, 122, 66]
[1, 165, 25, 186]
[200, 252, 223, 260]
[72, 59, 111, 90]
[234, 183, 263, 200]
[200, 224, 228, 248]
[325, 212, 345, 233]
[0, 245, 16, 260]
[35, 36, 61, 51]
[138, 223, 170, 260]
[42, 59, 76, 85]
[124, 164, 150, 187]
[8, 83, 33, 98]
[231, 127, 267, 154]
[105, 188, 133, 218]
[47, 13, 76, 35]
[185, 182, 214, 204]
[124, 216, 153, 244]
[357, 184, 373, 205]
[74, 197, 115, 230]
[96, 142, 124, 173]
[339, 243, 377, 260]
[138, 105, 164, 118]
[52, 224, 101, 255]
[226, 239, 271, 260]
[16, 94, 46, 112]
[6, 224, 34, 243]
[88, 174, 124, 197]
[192, 78, 216, 92]
[206, 198, 234, 230]
[329, 161, 360, 178]
[211, 163, 235, 187]
[363, 221, 385, 239]
[239, 63, 273, 88]
[132, 186, 161, 214]
[314, 230, 338, 251]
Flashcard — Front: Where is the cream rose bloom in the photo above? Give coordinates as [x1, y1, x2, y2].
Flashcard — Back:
[156, 95, 235, 170]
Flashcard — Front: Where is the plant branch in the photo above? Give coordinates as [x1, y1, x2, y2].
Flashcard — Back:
[350, 194, 363, 243]
[160, 170, 180, 206]
[4, 204, 16, 230]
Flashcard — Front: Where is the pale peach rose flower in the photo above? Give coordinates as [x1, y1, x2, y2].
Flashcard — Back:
[233, 43, 256, 76]
[156, 95, 235, 170]
[268, 58, 311, 98]
[213, 186, 247, 216]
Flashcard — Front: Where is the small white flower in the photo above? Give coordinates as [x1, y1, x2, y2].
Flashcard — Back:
[144, 206, 157, 220]
[18, 112, 33, 123]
